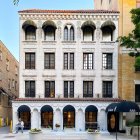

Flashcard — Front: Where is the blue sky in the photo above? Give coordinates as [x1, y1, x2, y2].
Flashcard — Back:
[0, 0, 93, 61]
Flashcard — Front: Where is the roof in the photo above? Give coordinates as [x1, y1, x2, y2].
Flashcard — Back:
[14, 98, 124, 102]
[18, 9, 119, 14]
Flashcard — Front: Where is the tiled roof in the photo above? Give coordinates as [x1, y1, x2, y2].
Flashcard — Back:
[18, 9, 119, 14]
[14, 98, 124, 102]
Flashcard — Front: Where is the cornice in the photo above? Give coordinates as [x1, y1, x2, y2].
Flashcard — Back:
[20, 13, 119, 21]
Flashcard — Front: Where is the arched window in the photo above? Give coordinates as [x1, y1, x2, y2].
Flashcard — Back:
[25, 26, 36, 40]
[44, 26, 55, 41]
[64, 26, 68, 41]
[70, 26, 74, 41]
[101, 20, 116, 41]
[83, 26, 94, 41]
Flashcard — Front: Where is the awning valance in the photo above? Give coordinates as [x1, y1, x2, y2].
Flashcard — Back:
[101, 20, 116, 30]
[18, 105, 31, 112]
[41, 105, 53, 112]
[85, 105, 98, 112]
[106, 101, 140, 112]
[63, 105, 75, 112]
[42, 20, 57, 29]
[22, 20, 37, 29]
[81, 21, 96, 29]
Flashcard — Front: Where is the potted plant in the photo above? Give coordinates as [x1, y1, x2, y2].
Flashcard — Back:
[29, 128, 42, 140]
[126, 121, 132, 136]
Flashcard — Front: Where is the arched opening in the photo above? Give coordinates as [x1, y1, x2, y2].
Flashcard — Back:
[101, 20, 116, 41]
[63, 105, 75, 128]
[17, 105, 31, 129]
[81, 21, 96, 41]
[22, 20, 37, 41]
[42, 21, 57, 41]
[85, 105, 98, 130]
[41, 105, 53, 129]
[64, 26, 68, 41]
[70, 26, 74, 41]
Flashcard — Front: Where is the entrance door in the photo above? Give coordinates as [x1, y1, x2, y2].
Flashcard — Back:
[107, 112, 119, 132]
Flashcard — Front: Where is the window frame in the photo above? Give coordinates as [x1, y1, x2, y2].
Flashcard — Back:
[83, 53, 93, 70]
[64, 81, 74, 98]
[83, 81, 93, 97]
[25, 81, 35, 97]
[45, 81, 55, 98]
[25, 53, 35, 69]
[44, 53, 55, 69]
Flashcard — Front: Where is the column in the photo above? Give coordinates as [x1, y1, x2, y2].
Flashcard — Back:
[12, 111, 18, 132]
[31, 112, 33, 129]
[39, 111, 41, 129]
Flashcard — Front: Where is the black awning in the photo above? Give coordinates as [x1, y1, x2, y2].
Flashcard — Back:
[115, 101, 140, 112]
[41, 105, 53, 112]
[63, 105, 75, 112]
[106, 101, 140, 112]
[85, 105, 98, 112]
[18, 105, 31, 112]
[106, 103, 118, 112]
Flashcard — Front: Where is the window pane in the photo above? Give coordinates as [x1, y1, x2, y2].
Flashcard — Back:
[44, 53, 55, 69]
[83, 81, 93, 97]
[70, 81, 74, 98]
[25, 26, 36, 40]
[70, 27, 74, 41]
[25, 81, 35, 97]
[102, 53, 112, 69]
[70, 53, 74, 69]
[25, 53, 35, 69]
[45, 81, 55, 98]
[83, 53, 93, 69]
[64, 27, 68, 41]
[64, 81, 68, 98]
[64, 53, 68, 69]
[45, 26, 55, 41]
[102, 81, 112, 98]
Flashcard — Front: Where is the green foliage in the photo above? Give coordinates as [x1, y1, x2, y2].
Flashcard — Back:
[118, 8, 140, 68]
[13, 0, 19, 5]
[135, 56, 140, 69]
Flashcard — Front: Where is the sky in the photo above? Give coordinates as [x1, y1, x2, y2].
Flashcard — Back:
[0, 0, 94, 61]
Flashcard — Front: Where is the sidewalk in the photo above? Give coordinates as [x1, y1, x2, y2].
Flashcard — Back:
[0, 129, 138, 140]
[0, 126, 10, 134]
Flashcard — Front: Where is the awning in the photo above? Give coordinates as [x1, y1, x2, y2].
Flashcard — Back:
[101, 20, 116, 30]
[106, 103, 118, 112]
[81, 21, 96, 29]
[22, 20, 37, 29]
[42, 20, 57, 29]
[41, 105, 53, 112]
[63, 105, 75, 112]
[85, 105, 98, 112]
[106, 101, 140, 112]
[115, 101, 140, 112]
[18, 105, 31, 112]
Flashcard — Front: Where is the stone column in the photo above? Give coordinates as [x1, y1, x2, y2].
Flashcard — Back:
[12, 111, 18, 132]
[31, 112, 33, 129]
[38, 111, 41, 129]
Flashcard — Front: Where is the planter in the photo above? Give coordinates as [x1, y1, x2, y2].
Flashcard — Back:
[126, 126, 132, 136]
[29, 129, 42, 140]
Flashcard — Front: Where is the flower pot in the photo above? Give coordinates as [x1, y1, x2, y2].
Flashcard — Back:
[29, 131, 42, 140]
[126, 126, 131, 136]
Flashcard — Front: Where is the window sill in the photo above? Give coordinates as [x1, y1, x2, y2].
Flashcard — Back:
[23, 40, 37, 43]
[62, 41, 76, 43]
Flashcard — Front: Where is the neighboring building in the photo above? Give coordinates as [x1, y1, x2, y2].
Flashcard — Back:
[12, 9, 120, 132]
[95, 0, 140, 102]
[94, 0, 140, 125]
[0, 41, 19, 126]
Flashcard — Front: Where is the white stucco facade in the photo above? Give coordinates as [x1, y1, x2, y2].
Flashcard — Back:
[12, 9, 120, 132]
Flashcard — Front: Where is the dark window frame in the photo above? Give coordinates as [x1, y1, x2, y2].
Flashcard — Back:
[64, 53, 74, 70]
[102, 53, 113, 70]
[64, 81, 74, 98]
[45, 81, 55, 98]
[135, 84, 140, 102]
[83, 81, 93, 97]
[25, 81, 35, 97]
[25, 26, 36, 40]
[83, 53, 93, 69]
[44, 53, 55, 69]
[25, 53, 35, 69]
[102, 81, 113, 98]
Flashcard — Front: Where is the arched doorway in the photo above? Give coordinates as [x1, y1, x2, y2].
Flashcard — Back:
[41, 105, 53, 129]
[63, 105, 75, 128]
[17, 105, 31, 129]
[85, 105, 98, 130]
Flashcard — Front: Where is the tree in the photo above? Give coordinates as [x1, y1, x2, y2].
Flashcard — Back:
[13, 0, 19, 5]
[118, 8, 140, 69]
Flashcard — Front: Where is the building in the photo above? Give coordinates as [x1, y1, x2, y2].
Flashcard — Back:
[0, 40, 19, 126]
[12, 9, 121, 132]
